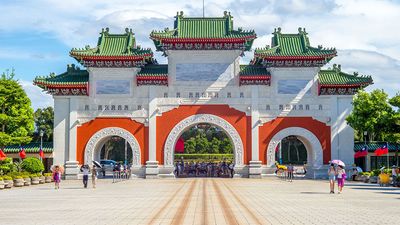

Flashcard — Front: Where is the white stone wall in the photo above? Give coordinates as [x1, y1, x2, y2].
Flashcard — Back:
[54, 50, 357, 178]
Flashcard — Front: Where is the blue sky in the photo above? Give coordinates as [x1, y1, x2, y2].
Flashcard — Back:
[0, 0, 399, 109]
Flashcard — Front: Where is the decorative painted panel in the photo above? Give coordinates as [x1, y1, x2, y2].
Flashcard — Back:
[176, 63, 232, 81]
[95, 80, 130, 94]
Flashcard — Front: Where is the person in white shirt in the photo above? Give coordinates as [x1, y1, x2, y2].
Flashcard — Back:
[81, 165, 90, 188]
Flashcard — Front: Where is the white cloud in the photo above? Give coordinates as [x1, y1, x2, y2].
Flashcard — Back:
[327, 50, 400, 97]
[19, 80, 53, 110]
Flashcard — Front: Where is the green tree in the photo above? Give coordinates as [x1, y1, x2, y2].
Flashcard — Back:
[195, 134, 209, 154]
[33, 107, 54, 142]
[184, 138, 196, 154]
[210, 137, 221, 154]
[0, 69, 34, 147]
[386, 93, 400, 143]
[221, 138, 233, 154]
[346, 89, 394, 141]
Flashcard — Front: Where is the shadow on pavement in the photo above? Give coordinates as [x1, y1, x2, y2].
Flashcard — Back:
[300, 192, 329, 194]
[350, 187, 399, 191]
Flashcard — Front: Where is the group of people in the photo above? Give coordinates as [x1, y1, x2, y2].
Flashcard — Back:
[174, 159, 235, 178]
[328, 164, 346, 194]
[51, 164, 98, 189]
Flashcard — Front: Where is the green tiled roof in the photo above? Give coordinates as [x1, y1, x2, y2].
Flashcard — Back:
[34, 64, 88, 88]
[70, 28, 152, 58]
[354, 142, 400, 152]
[4, 142, 53, 153]
[239, 65, 270, 76]
[137, 65, 168, 77]
[150, 11, 256, 51]
[254, 27, 336, 59]
[319, 65, 373, 86]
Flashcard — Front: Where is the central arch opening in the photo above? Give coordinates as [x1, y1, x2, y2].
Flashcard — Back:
[98, 136, 133, 176]
[275, 135, 307, 165]
[174, 123, 234, 178]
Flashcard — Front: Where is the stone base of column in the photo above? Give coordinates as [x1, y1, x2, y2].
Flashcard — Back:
[64, 161, 79, 180]
[145, 161, 159, 179]
[248, 161, 262, 179]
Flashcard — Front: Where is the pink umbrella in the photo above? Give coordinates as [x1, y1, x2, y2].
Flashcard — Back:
[331, 160, 345, 167]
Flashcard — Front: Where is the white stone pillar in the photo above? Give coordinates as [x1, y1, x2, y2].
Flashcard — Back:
[65, 98, 80, 180]
[53, 97, 69, 166]
[146, 88, 159, 178]
[249, 86, 262, 178]
[330, 96, 339, 161]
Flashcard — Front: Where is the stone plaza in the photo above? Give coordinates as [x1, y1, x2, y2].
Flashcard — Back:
[1, 178, 399, 225]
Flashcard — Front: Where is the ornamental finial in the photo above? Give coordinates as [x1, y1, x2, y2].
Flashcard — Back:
[338, 64, 341, 71]
[224, 11, 228, 17]
[354, 72, 359, 76]
[298, 27, 302, 33]
[125, 28, 129, 33]
[105, 27, 109, 34]
[277, 27, 281, 33]
[180, 11, 184, 16]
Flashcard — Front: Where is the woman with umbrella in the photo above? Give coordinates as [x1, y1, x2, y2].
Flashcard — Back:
[51, 165, 64, 189]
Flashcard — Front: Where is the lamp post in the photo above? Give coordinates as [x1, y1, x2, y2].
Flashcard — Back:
[364, 131, 368, 171]
[40, 130, 44, 162]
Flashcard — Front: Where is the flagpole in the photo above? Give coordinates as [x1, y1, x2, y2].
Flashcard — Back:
[387, 141, 389, 169]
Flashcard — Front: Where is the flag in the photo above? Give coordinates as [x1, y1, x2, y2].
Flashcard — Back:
[355, 145, 368, 158]
[275, 143, 280, 153]
[374, 143, 388, 156]
[19, 146, 26, 159]
[174, 137, 185, 153]
[39, 146, 44, 159]
[0, 148, 7, 160]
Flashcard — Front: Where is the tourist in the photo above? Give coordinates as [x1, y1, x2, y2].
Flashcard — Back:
[352, 167, 358, 181]
[229, 162, 235, 178]
[81, 164, 90, 188]
[336, 165, 346, 194]
[91, 165, 97, 189]
[53, 165, 61, 189]
[287, 164, 294, 182]
[328, 164, 336, 193]
[392, 166, 397, 186]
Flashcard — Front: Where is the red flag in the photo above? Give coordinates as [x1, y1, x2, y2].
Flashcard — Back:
[0, 148, 7, 160]
[374, 144, 388, 156]
[355, 145, 368, 158]
[39, 146, 44, 159]
[19, 146, 26, 159]
[175, 137, 185, 153]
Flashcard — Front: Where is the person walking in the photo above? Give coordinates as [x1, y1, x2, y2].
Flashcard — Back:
[336, 165, 346, 194]
[228, 162, 235, 178]
[91, 165, 97, 189]
[392, 166, 398, 186]
[287, 164, 294, 182]
[328, 164, 336, 193]
[81, 164, 90, 188]
[53, 165, 61, 189]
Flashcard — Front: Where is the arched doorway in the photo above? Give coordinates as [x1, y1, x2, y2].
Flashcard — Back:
[84, 127, 141, 167]
[100, 136, 133, 164]
[174, 123, 234, 177]
[164, 114, 244, 169]
[266, 127, 323, 168]
[275, 136, 307, 165]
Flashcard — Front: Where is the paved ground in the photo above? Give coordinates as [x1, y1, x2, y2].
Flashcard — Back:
[1, 177, 399, 225]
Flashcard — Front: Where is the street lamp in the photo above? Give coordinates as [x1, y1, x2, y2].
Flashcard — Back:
[40, 130, 44, 155]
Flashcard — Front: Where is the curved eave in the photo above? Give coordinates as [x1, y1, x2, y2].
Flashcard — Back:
[254, 53, 337, 60]
[150, 35, 256, 43]
[239, 76, 271, 80]
[33, 81, 88, 89]
[318, 82, 372, 88]
[70, 53, 153, 61]
[136, 76, 168, 80]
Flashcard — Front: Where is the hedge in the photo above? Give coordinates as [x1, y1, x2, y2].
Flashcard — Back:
[174, 154, 234, 162]
[21, 157, 44, 173]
